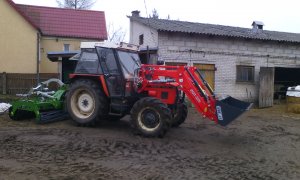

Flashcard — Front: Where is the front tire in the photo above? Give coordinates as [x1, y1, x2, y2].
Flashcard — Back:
[130, 97, 171, 137]
[66, 79, 108, 126]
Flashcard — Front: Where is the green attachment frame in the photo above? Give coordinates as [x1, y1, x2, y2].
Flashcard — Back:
[9, 82, 68, 123]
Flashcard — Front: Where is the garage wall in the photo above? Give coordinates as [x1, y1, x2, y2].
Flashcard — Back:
[157, 31, 300, 101]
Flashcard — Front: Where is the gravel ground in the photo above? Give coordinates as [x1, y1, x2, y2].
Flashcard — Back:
[0, 104, 299, 180]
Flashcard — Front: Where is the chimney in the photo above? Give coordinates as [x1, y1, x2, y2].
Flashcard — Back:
[131, 10, 140, 17]
[252, 21, 264, 30]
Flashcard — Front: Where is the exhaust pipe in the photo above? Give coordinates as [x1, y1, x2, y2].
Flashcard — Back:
[216, 96, 252, 126]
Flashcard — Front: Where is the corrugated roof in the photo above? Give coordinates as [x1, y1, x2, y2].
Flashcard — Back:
[129, 16, 300, 43]
[15, 3, 107, 40]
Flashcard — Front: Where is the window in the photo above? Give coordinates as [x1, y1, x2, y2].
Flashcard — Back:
[236, 65, 254, 82]
[64, 44, 70, 52]
[117, 51, 141, 79]
[80, 52, 98, 62]
[75, 51, 101, 74]
[96, 47, 119, 74]
[139, 34, 144, 45]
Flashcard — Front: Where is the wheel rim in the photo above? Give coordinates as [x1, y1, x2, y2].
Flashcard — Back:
[138, 107, 161, 132]
[70, 88, 95, 119]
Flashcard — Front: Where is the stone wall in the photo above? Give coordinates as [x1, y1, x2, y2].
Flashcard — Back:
[157, 32, 300, 101]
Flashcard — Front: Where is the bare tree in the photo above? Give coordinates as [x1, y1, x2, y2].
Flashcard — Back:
[149, 8, 159, 19]
[56, 0, 96, 10]
[107, 23, 127, 43]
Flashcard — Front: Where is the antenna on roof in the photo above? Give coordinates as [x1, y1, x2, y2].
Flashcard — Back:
[143, 0, 149, 18]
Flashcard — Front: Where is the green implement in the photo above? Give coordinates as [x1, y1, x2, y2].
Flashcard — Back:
[9, 79, 69, 123]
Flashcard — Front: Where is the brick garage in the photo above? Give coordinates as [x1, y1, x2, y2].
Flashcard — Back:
[129, 12, 300, 106]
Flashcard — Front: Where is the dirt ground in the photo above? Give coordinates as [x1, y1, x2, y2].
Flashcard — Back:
[0, 104, 299, 180]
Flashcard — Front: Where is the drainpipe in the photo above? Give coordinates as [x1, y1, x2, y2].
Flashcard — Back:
[146, 46, 149, 64]
[36, 32, 41, 85]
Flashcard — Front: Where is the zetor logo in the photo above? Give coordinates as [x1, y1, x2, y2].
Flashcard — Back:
[190, 89, 201, 103]
[216, 106, 223, 121]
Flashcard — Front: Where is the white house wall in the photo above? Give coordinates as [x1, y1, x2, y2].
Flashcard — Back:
[157, 32, 300, 101]
[130, 20, 158, 48]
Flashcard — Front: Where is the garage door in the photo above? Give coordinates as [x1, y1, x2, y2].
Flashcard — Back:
[259, 67, 274, 108]
[193, 64, 215, 90]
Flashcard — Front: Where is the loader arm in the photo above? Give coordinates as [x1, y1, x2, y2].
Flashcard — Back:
[137, 64, 252, 126]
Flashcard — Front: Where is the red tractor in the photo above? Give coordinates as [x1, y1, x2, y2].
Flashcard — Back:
[66, 42, 251, 137]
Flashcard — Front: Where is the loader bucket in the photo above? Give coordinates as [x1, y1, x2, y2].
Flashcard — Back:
[216, 96, 252, 126]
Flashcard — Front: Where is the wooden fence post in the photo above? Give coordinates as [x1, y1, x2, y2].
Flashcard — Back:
[2, 72, 7, 95]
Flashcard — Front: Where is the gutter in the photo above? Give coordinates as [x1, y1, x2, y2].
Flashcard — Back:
[37, 32, 41, 85]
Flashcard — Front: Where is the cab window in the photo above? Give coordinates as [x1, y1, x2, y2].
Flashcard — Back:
[117, 51, 141, 79]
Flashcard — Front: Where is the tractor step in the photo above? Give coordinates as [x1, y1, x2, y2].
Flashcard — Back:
[109, 102, 129, 115]
[38, 110, 69, 124]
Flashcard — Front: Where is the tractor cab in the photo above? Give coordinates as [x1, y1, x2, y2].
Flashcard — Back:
[75, 42, 140, 77]
[73, 42, 141, 97]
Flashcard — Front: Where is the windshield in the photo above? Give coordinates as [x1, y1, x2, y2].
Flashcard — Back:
[74, 50, 101, 74]
[117, 51, 141, 79]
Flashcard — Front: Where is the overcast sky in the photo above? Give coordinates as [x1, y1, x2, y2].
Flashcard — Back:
[13, 0, 300, 41]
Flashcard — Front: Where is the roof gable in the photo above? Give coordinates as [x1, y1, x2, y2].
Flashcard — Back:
[8, 0, 107, 40]
[6, 0, 39, 31]
[129, 16, 300, 44]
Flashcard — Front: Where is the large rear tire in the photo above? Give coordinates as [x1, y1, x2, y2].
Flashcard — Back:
[66, 79, 108, 126]
[130, 97, 171, 137]
[171, 102, 188, 127]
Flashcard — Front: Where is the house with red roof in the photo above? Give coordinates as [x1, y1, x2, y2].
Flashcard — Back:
[0, 0, 107, 85]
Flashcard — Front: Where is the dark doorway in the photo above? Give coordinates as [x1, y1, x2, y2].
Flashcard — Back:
[138, 47, 158, 64]
[62, 58, 77, 83]
[274, 67, 300, 99]
[47, 51, 80, 83]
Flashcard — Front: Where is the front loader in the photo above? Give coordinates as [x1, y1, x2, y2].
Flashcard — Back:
[65, 42, 252, 137]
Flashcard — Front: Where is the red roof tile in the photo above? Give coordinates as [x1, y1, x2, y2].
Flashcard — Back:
[12, 1, 107, 40]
